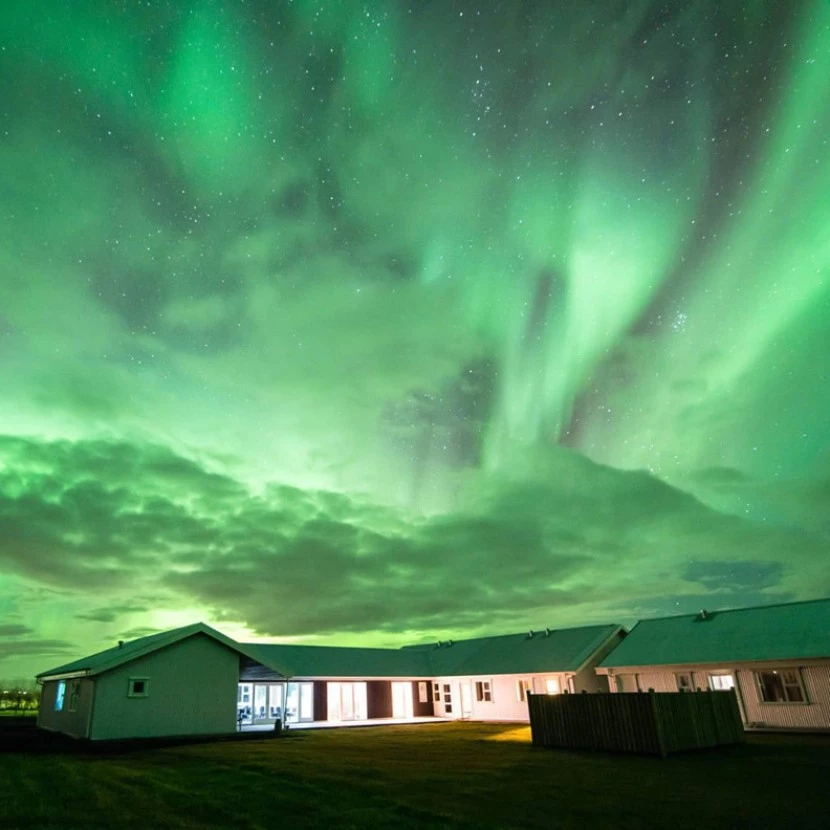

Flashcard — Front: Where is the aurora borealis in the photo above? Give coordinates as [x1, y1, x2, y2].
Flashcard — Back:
[1, 0, 829, 678]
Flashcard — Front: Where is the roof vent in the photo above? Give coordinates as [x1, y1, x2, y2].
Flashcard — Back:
[545, 628, 551, 637]
[699, 609, 707, 620]
[118, 640, 125, 649]
[436, 640, 443, 648]
[527, 630, 535, 639]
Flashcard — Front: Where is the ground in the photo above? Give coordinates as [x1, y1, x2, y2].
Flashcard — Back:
[1, 719, 828, 828]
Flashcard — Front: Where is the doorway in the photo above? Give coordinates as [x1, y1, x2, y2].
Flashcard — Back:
[460, 682, 472, 719]
[391, 682, 414, 719]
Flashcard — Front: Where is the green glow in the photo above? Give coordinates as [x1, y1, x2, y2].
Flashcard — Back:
[0, 1, 828, 677]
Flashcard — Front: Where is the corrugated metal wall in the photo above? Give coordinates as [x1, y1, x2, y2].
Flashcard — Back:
[738, 665, 830, 729]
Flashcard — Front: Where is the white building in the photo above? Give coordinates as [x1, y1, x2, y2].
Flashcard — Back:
[36, 622, 623, 740]
[596, 598, 830, 731]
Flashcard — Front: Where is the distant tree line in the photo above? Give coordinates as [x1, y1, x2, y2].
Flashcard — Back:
[0, 680, 39, 712]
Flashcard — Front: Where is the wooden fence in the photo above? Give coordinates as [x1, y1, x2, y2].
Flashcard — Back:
[527, 690, 744, 757]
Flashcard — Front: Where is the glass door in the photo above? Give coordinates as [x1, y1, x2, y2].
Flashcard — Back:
[286, 682, 314, 723]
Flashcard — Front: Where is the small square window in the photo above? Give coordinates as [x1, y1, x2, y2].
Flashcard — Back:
[545, 678, 560, 695]
[128, 678, 149, 698]
[675, 673, 693, 692]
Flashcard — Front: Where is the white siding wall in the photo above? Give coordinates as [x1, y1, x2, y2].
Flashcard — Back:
[432, 673, 571, 722]
[37, 678, 95, 738]
[89, 634, 240, 740]
[738, 664, 830, 729]
[605, 661, 830, 730]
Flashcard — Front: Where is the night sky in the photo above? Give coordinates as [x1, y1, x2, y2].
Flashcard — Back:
[2, 1, 829, 678]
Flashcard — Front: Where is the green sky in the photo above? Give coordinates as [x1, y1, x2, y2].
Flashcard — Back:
[1, 0, 828, 678]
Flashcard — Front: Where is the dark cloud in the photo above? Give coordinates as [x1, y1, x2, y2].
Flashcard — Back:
[0, 625, 34, 638]
[0, 639, 75, 659]
[2, 435, 828, 647]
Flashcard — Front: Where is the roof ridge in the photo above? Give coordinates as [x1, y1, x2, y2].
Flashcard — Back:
[631, 595, 830, 624]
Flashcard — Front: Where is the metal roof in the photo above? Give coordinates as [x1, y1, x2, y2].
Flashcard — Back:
[36, 622, 290, 680]
[599, 597, 830, 669]
[244, 643, 432, 678]
[413, 624, 623, 677]
[37, 621, 622, 681]
[245, 624, 621, 678]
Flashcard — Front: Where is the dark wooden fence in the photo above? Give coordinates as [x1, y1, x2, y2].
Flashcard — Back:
[527, 690, 744, 757]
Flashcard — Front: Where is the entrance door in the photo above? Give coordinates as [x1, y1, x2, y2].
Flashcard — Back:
[286, 682, 314, 723]
[460, 682, 472, 719]
[391, 682, 413, 719]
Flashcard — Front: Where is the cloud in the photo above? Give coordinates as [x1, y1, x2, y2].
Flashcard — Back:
[0, 625, 33, 638]
[0, 640, 75, 660]
[4, 435, 826, 656]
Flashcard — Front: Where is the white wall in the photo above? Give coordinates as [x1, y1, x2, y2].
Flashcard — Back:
[432, 673, 572, 722]
[604, 661, 830, 730]
[89, 633, 240, 740]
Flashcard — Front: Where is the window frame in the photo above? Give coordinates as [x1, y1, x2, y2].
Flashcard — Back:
[127, 677, 150, 698]
[418, 681, 428, 704]
[755, 668, 808, 704]
[475, 680, 493, 702]
[707, 673, 735, 691]
[516, 678, 532, 703]
[432, 682, 441, 703]
[442, 683, 453, 714]
[54, 680, 66, 712]
[67, 679, 81, 712]
[675, 672, 693, 692]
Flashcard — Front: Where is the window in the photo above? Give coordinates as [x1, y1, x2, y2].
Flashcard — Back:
[675, 673, 693, 692]
[516, 679, 532, 702]
[442, 683, 453, 714]
[128, 677, 149, 698]
[475, 680, 492, 702]
[756, 669, 806, 703]
[545, 678, 560, 695]
[55, 681, 66, 712]
[67, 680, 81, 712]
[708, 674, 735, 691]
[418, 682, 428, 703]
[432, 682, 441, 703]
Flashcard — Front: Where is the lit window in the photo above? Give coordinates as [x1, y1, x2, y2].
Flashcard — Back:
[55, 681, 66, 711]
[475, 680, 492, 702]
[675, 673, 693, 692]
[756, 669, 806, 703]
[708, 674, 735, 691]
[516, 679, 532, 702]
[128, 678, 149, 698]
[418, 682, 428, 703]
[545, 678, 560, 695]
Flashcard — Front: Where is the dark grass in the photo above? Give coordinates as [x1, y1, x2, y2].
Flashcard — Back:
[1, 720, 829, 829]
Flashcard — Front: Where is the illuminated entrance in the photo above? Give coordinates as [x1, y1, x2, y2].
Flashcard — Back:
[327, 682, 368, 722]
[237, 682, 313, 725]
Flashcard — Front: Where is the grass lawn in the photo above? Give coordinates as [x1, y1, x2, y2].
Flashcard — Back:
[1, 721, 828, 829]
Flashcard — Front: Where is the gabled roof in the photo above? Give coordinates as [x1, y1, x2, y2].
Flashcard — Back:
[599, 597, 830, 669]
[37, 622, 290, 681]
[243, 624, 622, 679]
[414, 624, 623, 677]
[244, 643, 433, 678]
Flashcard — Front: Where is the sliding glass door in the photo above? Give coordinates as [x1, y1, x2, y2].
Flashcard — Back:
[327, 682, 368, 722]
[285, 682, 314, 723]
